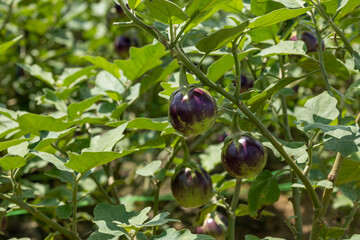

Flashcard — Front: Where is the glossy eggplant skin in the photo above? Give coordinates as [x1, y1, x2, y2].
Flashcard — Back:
[221, 135, 267, 179]
[195, 212, 227, 240]
[301, 31, 325, 53]
[171, 167, 213, 208]
[168, 87, 217, 136]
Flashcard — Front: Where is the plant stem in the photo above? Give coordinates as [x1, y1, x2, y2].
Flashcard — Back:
[72, 174, 81, 235]
[232, 41, 241, 99]
[303, 130, 320, 176]
[172, 47, 321, 210]
[173, 16, 194, 44]
[90, 173, 115, 205]
[152, 183, 160, 235]
[312, 0, 354, 55]
[341, 201, 359, 231]
[228, 178, 242, 240]
[103, 164, 121, 205]
[0, 193, 80, 240]
[179, 64, 189, 87]
[291, 172, 304, 240]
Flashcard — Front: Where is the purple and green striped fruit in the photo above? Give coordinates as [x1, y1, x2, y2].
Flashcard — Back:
[171, 166, 213, 208]
[168, 87, 217, 136]
[221, 135, 267, 179]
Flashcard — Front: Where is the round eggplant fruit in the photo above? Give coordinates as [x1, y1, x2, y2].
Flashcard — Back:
[221, 135, 267, 179]
[114, 36, 138, 58]
[171, 167, 213, 208]
[168, 87, 217, 136]
[301, 31, 324, 53]
[195, 212, 227, 240]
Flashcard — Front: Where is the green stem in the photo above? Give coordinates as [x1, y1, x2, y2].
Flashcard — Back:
[103, 164, 121, 205]
[0, 193, 80, 240]
[341, 201, 359, 231]
[312, 0, 354, 55]
[72, 174, 81, 235]
[173, 16, 194, 45]
[232, 40, 242, 99]
[179, 64, 189, 87]
[291, 172, 304, 240]
[197, 53, 208, 69]
[172, 47, 321, 210]
[228, 178, 242, 240]
[182, 138, 191, 163]
[152, 183, 160, 235]
[303, 130, 320, 176]
[90, 173, 115, 205]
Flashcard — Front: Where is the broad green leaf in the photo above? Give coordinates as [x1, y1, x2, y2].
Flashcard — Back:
[337, 0, 360, 19]
[235, 203, 275, 217]
[17, 63, 55, 87]
[132, 138, 166, 150]
[0, 156, 26, 171]
[152, 228, 215, 240]
[128, 0, 142, 9]
[30, 128, 76, 151]
[255, 41, 307, 57]
[295, 92, 339, 128]
[206, 48, 259, 82]
[261, 139, 307, 163]
[195, 20, 249, 54]
[8, 142, 28, 157]
[247, 77, 305, 109]
[250, 0, 284, 16]
[82, 56, 121, 79]
[136, 160, 162, 177]
[199, 143, 222, 171]
[215, 179, 236, 192]
[144, 0, 189, 24]
[93, 71, 125, 100]
[56, 204, 72, 219]
[84, 123, 128, 152]
[222, 0, 243, 13]
[58, 66, 96, 87]
[17, 113, 74, 135]
[313, 180, 333, 189]
[93, 203, 136, 236]
[185, 0, 232, 30]
[0, 139, 30, 152]
[45, 169, 74, 183]
[139, 212, 179, 227]
[249, 7, 312, 29]
[337, 159, 360, 185]
[248, 25, 279, 42]
[140, 60, 179, 95]
[248, 170, 280, 218]
[67, 95, 103, 121]
[87, 231, 118, 240]
[65, 150, 137, 174]
[107, 118, 171, 131]
[245, 236, 261, 240]
[31, 151, 72, 172]
[343, 234, 360, 240]
[41, 89, 67, 113]
[159, 82, 178, 99]
[115, 43, 167, 81]
[0, 35, 23, 55]
[324, 133, 360, 156]
[319, 224, 345, 240]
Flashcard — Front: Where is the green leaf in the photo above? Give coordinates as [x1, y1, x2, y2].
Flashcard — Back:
[67, 95, 103, 121]
[248, 25, 279, 42]
[56, 204, 72, 219]
[93, 203, 136, 236]
[7, 141, 28, 157]
[87, 231, 118, 240]
[81, 56, 121, 79]
[199, 143, 222, 171]
[0, 139, 30, 152]
[319, 224, 345, 240]
[185, 0, 232, 30]
[144, 0, 189, 24]
[16, 63, 55, 87]
[115, 43, 167, 81]
[248, 170, 280, 218]
[313, 180, 333, 189]
[128, 0, 142, 9]
[58, 66, 96, 87]
[249, 7, 312, 29]
[196, 20, 249, 54]
[65, 150, 137, 174]
[255, 41, 307, 57]
[295, 91, 339, 129]
[45, 169, 74, 183]
[337, 0, 360, 19]
[152, 228, 216, 240]
[136, 160, 162, 177]
[337, 159, 360, 185]
[353, 51, 360, 71]
[344, 234, 360, 240]
[30, 128, 76, 151]
[323, 133, 360, 156]
[31, 151, 72, 172]
[206, 48, 259, 82]
[0, 156, 26, 171]
[0, 35, 23, 55]
[235, 203, 275, 217]
[107, 118, 171, 131]
[247, 77, 304, 109]
[17, 113, 74, 135]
